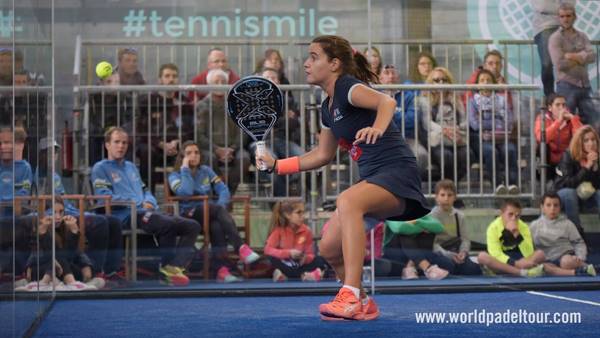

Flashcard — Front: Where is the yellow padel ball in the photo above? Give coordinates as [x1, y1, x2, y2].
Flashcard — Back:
[96, 61, 113, 79]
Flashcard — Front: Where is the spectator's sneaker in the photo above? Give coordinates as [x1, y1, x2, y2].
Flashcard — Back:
[239, 244, 260, 264]
[495, 184, 508, 195]
[272, 269, 288, 282]
[217, 266, 243, 283]
[86, 277, 106, 289]
[424, 265, 449, 280]
[526, 264, 544, 278]
[159, 265, 190, 286]
[401, 266, 419, 280]
[54, 282, 69, 291]
[576, 264, 596, 277]
[319, 288, 364, 320]
[508, 185, 520, 195]
[321, 295, 380, 321]
[301, 268, 322, 282]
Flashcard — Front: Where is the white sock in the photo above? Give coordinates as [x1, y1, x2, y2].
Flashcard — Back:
[361, 294, 370, 305]
[342, 285, 360, 299]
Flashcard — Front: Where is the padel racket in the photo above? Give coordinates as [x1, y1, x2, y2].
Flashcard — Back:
[226, 76, 283, 170]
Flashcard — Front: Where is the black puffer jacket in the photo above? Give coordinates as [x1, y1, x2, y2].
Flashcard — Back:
[553, 151, 600, 191]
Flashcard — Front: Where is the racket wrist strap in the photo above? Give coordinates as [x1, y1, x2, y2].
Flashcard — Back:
[267, 159, 277, 174]
[277, 156, 300, 175]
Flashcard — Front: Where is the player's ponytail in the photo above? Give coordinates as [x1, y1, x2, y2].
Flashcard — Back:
[312, 35, 379, 84]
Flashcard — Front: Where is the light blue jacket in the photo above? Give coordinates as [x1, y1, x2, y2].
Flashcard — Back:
[92, 159, 157, 222]
[168, 165, 230, 211]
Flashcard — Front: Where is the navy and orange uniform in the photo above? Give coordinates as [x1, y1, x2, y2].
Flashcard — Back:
[320, 74, 429, 220]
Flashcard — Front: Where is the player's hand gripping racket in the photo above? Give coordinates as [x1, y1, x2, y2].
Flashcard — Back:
[227, 76, 283, 170]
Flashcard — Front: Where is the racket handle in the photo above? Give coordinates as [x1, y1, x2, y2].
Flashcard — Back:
[255, 141, 268, 171]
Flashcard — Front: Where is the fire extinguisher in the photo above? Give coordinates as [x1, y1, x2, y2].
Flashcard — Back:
[62, 120, 73, 176]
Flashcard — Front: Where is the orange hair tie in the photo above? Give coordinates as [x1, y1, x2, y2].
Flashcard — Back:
[277, 156, 300, 175]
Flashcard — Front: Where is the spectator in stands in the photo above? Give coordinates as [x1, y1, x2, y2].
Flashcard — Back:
[534, 93, 582, 181]
[18, 197, 99, 291]
[363, 46, 382, 82]
[110, 48, 145, 85]
[553, 125, 600, 230]
[92, 126, 201, 286]
[530, 191, 596, 277]
[255, 49, 290, 85]
[0, 126, 32, 215]
[549, 3, 598, 131]
[247, 67, 303, 196]
[416, 67, 468, 182]
[465, 50, 512, 108]
[469, 69, 519, 195]
[382, 63, 428, 176]
[169, 141, 259, 282]
[0, 126, 34, 276]
[196, 69, 250, 194]
[430, 180, 481, 276]
[383, 215, 449, 280]
[409, 51, 437, 85]
[136, 63, 195, 187]
[531, 0, 574, 97]
[477, 199, 546, 277]
[189, 48, 240, 101]
[35, 138, 124, 286]
[0, 48, 14, 86]
[265, 200, 327, 282]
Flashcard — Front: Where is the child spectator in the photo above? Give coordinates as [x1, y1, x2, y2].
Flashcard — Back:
[552, 125, 600, 230]
[18, 197, 100, 291]
[430, 180, 481, 275]
[168, 141, 260, 282]
[535, 93, 583, 181]
[530, 191, 596, 277]
[477, 199, 546, 277]
[265, 200, 327, 282]
[468, 69, 518, 195]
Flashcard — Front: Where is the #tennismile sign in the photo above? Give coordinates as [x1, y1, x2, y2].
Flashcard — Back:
[122, 8, 339, 38]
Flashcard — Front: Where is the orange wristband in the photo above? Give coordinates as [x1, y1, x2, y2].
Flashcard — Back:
[277, 156, 300, 175]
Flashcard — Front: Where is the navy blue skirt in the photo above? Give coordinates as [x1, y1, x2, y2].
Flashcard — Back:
[363, 161, 430, 221]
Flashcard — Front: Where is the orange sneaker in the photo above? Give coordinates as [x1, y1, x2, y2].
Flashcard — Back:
[320, 295, 379, 321]
[319, 288, 364, 320]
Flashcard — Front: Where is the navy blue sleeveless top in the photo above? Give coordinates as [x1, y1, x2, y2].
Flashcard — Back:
[320, 74, 416, 179]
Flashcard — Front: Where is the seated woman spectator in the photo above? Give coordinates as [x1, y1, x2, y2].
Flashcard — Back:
[530, 191, 596, 277]
[383, 215, 449, 280]
[468, 69, 518, 195]
[17, 197, 101, 291]
[552, 125, 600, 231]
[535, 94, 583, 182]
[168, 141, 260, 283]
[363, 46, 383, 82]
[265, 200, 327, 282]
[255, 48, 290, 85]
[416, 67, 468, 182]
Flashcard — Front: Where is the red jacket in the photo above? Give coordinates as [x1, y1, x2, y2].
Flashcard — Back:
[535, 111, 583, 165]
[187, 68, 240, 102]
[264, 223, 315, 264]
